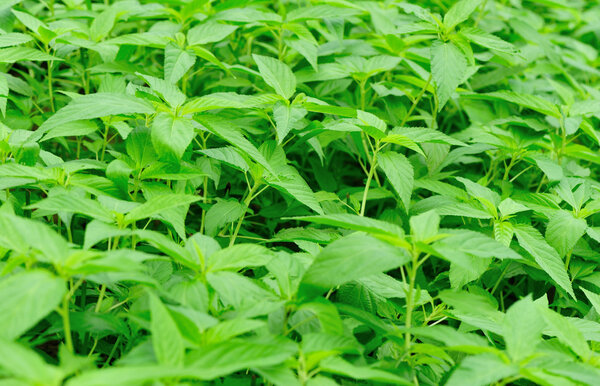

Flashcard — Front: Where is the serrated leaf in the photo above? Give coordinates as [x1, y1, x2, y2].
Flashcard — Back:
[0, 46, 60, 63]
[301, 233, 409, 292]
[187, 21, 238, 45]
[377, 151, 413, 211]
[272, 101, 306, 143]
[444, 0, 483, 30]
[431, 41, 467, 110]
[253, 54, 296, 100]
[545, 210, 587, 257]
[446, 354, 518, 386]
[151, 113, 195, 161]
[38, 93, 154, 135]
[514, 224, 574, 298]
[461, 27, 516, 53]
[164, 43, 196, 84]
[124, 194, 201, 223]
[0, 271, 66, 340]
[149, 293, 184, 367]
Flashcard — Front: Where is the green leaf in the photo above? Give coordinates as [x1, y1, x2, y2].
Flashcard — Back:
[445, 354, 518, 386]
[581, 288, 600, 315]
[38, 93, 154, 135]
[0, 46, 60, 63]
[198, 147, 249, 172]
[514, 224, 574, 298]
[207, 244, 274, 272]
[0, 270, 66, 340]
[410, 210, 440, 242]
[438, 229, 522, 259]
[27, 193, 114, 222]
[463, 91, 561, 118]
[90, 6, 117, 41]
[431, 41, 467, 110]
[0, 32, 33, 48]
[124, 194, 201, 223]
[0, 338, 63, 384]
[151, 113, 195, 161]
[137, 73, 186, 108]
[272, 101, 306, 143]
[204, 200, 245, 237]
[301, 233, 409, 292]
[320, 357, 412, 385]
[164, 43, 196, 84]
[149, 292, 184, 367]
[540, 306, 590, 360]
[390, 126, 466, 146]
[0, 214, 69, 263]
[187, 21, 238, 45]
[503, 296, 544, 362]
[0, 73, 7, 117]
[187, 338, 297, 378]
[197, 115, 276, 175]
[461, 27, 516, 53]
[41, 120, 98, 142]
[545, 210, 587, 257]
[377, 151, 414, 211]
[253, 54, 296, 100]
[293, 213, 405, 239]
[443, 0, 483, 30]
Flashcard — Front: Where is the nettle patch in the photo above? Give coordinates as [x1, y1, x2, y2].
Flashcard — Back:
[1, 0, 600, 385]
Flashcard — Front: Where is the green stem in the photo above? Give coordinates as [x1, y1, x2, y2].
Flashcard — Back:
[62, 294, 74, 353]
[102, 336, 122, 368]
[565, 250, 573, 272]
[404, 249, 420, 353]
[47, 60, 55, 112]
[359, 141, 380, 216]
[229, 180, 261, 246]
[491, 263, 509, 295]
[359, 78, 367, 110]
[200, 177, 209, 234]
[359, 152, 377, 216]
[100, 123, 110, 161]
[400, 74, 432, 127]
[95, 284, 107, 313]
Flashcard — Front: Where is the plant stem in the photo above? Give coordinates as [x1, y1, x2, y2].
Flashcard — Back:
[400, 74, 432, 127]
[47, 60, 55, 112]
[100, 123, 110, 161]
[359, 152, 377, 216]
[62, 294, 74, 352]
[95, 284, 107, 313]
[404, 249, 420, 353]
[229, 180, 261, 246]
[359, 141, 380, 216]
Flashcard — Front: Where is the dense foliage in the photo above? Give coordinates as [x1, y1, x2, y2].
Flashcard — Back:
[1, 0, 600, 384]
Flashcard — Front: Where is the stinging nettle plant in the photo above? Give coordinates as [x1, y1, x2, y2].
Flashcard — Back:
[1, 0, 600, 385]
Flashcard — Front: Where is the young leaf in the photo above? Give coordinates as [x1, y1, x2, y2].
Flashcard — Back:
[253, 54, 296, 100]
[446, 354, 518, 386]
[514, 224, 575, 298]
[301, 233, 410, 292]
[0, 271, 66, 340]
[151, 113, 195, 161]
[124, 194, 201, 223]
[272, 101, 307, 143]
[164, 43, 196, 84]
[545, 210, 587, 257]
[431, 41, 467, 110]
[377, 151, 414, 211]
[37, 93, 154, 135]
[149, 292, 185, 367]
[443, 0, 483, 30]
[502, 296, 544, 362]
